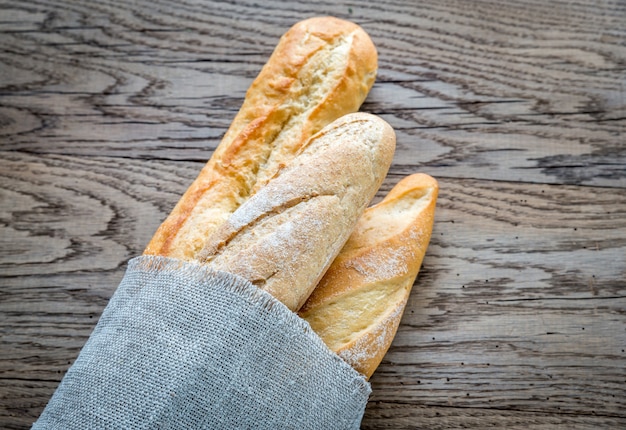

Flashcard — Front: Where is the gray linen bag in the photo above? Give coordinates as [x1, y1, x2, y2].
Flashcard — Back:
[32, 256, 371, 429]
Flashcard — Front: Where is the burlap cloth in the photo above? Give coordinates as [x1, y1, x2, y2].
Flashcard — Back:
[32, 256, 371, 429]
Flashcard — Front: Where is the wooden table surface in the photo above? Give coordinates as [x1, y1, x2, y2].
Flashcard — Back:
[1, 0, 625, 428]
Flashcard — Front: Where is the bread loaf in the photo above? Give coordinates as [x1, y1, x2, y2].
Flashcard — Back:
[298, 173, 438, 379]
[197, 113, 396, 312]
[144, 16, 378, 260]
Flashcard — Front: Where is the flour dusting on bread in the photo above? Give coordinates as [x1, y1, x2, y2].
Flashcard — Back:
[300, 173, 438, 378]
[198, 113, 396, 311]
[144, 17, 378, 260]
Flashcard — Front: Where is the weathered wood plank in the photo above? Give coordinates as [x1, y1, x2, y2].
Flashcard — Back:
[2, 152, 625, 276]
[0, 151, 191, 275]
[1, 0, 624, 186]
[362, 402, 626, 430]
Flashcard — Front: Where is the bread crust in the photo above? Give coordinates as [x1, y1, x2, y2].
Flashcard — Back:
[299, 173, 439, 378]
[198, 113, 396, 311]
[144, 17, 378, 260]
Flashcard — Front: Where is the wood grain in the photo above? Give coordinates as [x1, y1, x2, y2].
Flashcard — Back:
[1, 0, 625, 428]
[2, 0, 625, 185]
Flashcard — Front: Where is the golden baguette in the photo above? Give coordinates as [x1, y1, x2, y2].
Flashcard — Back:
[144, 17, 378, 260]
[299, 173, 438, 379]
[198, 113, 396, 312]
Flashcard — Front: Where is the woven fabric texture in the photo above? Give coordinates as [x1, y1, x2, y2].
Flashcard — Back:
[33, 256, 371, 429]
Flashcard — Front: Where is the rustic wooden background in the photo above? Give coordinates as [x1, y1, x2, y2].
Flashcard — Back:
[1, 0, 625, 428]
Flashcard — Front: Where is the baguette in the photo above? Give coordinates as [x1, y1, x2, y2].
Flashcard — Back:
[298, 173, 438, 379]
[144, 16, 378, 260]
[198, 113, 396, 312]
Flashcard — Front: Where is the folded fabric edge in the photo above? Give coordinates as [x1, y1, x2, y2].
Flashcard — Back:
[127, 255, 372, 394]
[33, 254, 373, 429]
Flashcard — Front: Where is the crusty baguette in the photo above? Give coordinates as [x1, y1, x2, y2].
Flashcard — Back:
[197, 113, 396, 312]
[144, 16, 378, 260]
[298, 173, 438, 379]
